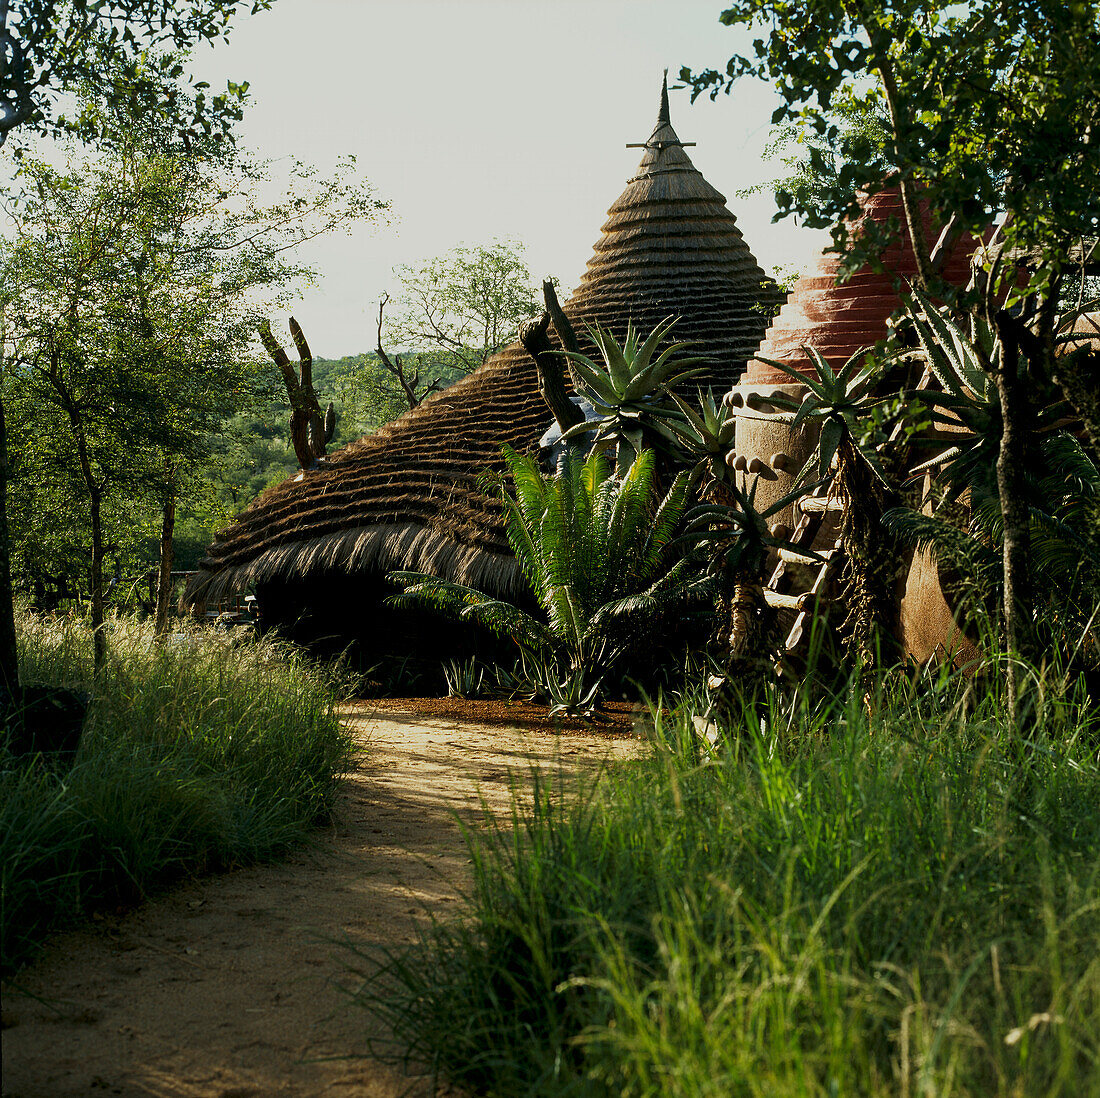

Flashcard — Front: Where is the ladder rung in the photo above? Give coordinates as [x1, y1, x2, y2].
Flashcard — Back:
[764, 589, 819, 612]
[778, 547, 836, 566]
[799, 496, 845, 514]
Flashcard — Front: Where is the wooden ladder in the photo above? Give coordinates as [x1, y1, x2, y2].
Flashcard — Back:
[762, 476, 844, 658]
[757, 362, 937, 664]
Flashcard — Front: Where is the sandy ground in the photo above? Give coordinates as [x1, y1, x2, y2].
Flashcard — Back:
[1, 705, 642, 1098]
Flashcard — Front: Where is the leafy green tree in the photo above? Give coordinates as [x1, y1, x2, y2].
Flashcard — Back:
[0, 0, 266, 149]
[328, 241, 541, 433]
[0, 0, 272, 700]
[686, 0, 1100, 718]
[375, 238, 541, 380]
[2, 105, 383, 664]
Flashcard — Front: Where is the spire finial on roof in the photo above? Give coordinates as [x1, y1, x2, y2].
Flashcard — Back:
[625, 70, 696, 152]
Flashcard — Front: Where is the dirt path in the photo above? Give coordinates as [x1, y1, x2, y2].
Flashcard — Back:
[1, 706, 641, 1098]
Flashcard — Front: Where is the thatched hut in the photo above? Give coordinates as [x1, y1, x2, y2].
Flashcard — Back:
[185, 79, 781, 670]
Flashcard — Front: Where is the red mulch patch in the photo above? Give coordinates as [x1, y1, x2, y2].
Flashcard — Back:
[346, 695, 645, 737]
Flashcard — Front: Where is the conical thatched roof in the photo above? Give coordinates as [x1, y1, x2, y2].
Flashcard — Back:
[186, 77, 779, 609]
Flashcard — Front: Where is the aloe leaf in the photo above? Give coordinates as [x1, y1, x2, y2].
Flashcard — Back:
[804, 343, 837, 388]
[818, 416, 844, 477]
[633, 315, 679, 373]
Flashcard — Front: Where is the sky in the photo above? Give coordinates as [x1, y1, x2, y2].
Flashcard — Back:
[186, 0, 830, 358]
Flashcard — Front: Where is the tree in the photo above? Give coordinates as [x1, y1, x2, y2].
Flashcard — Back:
[0, 0, 272, 701]
[0, 0, 267, 150]
[685, 0, 1100, 719]
[1, 103, 383, 665]
[330, 241, 541, 429]
[377, 238, 541, 377]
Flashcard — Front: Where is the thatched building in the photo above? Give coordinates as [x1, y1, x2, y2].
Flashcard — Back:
[185, 79, 780, 669]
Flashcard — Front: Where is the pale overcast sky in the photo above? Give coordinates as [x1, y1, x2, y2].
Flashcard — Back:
[187, 0, 828, 357]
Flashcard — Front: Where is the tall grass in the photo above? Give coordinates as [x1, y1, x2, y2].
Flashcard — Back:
[2, 613, 355, 974]
[354, 665, 1100, 1096]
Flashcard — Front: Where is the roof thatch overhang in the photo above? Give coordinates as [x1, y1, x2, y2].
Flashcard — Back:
[186, 77, 780, 610]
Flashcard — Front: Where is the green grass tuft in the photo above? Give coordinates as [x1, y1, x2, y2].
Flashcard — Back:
[353, 669, 1100, 1096]
[2, 614, 354, 974]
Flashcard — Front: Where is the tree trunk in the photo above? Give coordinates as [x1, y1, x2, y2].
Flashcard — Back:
[64, 394, 107, 676]
[89, 484, 106, 675]
[993, 318, 1033, 724]
[0, 395, 19, 708]
[154, 488, 176, 638]
[542, 281, 583, 389]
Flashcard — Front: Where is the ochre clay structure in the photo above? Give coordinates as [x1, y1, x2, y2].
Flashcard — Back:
[726, 188, 981, 664]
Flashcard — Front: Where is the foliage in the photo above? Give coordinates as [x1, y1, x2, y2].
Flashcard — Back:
[0, 0, 267, 150]
[886, 431, 1100, 654]
[686, 0, 1100, 715]
[379, 238, 541, 375]
[685, 0, 1100, 294]
[1, 611, 353, 974]
[390, 447, 706, 716]
[352, 663, 1100, 1096]
[0, 99, 384, 642]
[0, 0, 279, 699]
[902, 288, 1067, 508]
[737, 92, 892, 222]
[680, 477, 811, 588]
[559, 317, 705, 475]
[666, 387, 737, 482]
[331, 347, 468, 426]
[442, 656, 487, 700]
[762, 346, 887, 481]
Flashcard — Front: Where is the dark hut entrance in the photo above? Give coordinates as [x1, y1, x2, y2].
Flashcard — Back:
[255, 571, 526, 693]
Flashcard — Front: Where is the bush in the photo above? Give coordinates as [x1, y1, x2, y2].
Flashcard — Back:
[353, 667, 1100, 1096]
[1, 613, 354, 974]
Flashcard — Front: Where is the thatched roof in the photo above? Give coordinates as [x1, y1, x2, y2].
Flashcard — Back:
[746, 188, 977, 384]
[186, 77, 779, 609]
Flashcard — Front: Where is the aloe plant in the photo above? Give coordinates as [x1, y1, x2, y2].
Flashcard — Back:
[754, 343, 900, 666]
[756, 344, 887, 482]
[558, 316, 705, 475]
[902, 286, 1067, 514]
[667, 387, 738, 483]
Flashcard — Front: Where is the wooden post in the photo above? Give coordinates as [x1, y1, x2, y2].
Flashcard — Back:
[259, 317, 335, 470]
[519, 312, 584, 432]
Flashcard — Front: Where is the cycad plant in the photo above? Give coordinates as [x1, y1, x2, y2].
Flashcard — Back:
[558, 316, 705, 474]
[390, 446, 706, 716]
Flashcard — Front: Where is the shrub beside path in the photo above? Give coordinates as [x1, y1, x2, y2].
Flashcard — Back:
[2, 705, 640, 1098]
